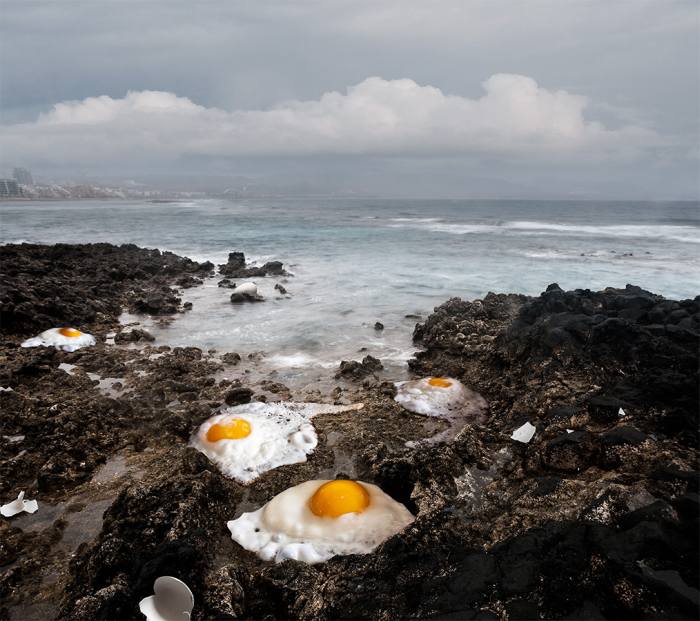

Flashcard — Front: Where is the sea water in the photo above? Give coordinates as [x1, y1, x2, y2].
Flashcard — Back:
[2, 198, 698, 380]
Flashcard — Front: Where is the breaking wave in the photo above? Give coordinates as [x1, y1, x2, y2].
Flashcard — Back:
[388, 219, 700, 243]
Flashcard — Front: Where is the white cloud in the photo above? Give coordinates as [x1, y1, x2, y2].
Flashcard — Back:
[1, 74, 660, 165]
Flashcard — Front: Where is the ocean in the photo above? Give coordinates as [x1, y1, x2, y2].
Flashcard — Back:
[2, 198, 698, 384]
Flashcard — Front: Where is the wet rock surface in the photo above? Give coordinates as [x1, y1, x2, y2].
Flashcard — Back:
[114, 328, 155, 344]
[0, 243, 213, 334]
[0, 245, 697, 621]
[218, 251, 289, 278]
[335, 355, 383, 380]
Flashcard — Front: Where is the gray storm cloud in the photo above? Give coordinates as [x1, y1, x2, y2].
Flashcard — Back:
[0, 74, 660, 165]
[0, 0, 696, 198]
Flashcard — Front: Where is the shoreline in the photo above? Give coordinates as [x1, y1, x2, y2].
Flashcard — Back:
[0, 243, 698, 620]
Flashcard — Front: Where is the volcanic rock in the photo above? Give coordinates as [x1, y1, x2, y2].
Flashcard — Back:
[219, 251, 289, 278]
[0, 243, 211, 334]
[335, 355, 383, 380]
[224, 387, 254, 406]
[114, 329, 155, 344]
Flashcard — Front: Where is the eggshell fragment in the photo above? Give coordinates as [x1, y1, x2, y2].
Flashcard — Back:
[511, 422, 536, 443]
[139, 576, 194, 621]
[1, 491, 39, 517]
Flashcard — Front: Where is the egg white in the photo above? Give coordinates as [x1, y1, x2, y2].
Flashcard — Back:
[21, 328, 96, 352]
[227, 479, 414, 563]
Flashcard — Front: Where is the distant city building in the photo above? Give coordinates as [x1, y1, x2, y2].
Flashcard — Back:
[0, 179, 21, 197]
[13, 167, 33, 185]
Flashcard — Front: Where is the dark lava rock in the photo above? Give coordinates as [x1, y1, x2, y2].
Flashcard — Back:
[0, 243, 210, 335]
[220, 251, 246, 274]
[541, 431, 596, 473]
[224, 386, 253, 405]
[114, 328, 155, 343]
[335, 355, 383, 380]
[176, 275, 203, 289]
[587, 395, 628, 423]
[221, 352, 241, 365]
[274, 283, 288, 295]
[374, 321, 385, 331]
[132, 292, 181, 315]
[219, 251, 289, 278]
[411, 283, 698, 442]
[600, 425, 647, 446]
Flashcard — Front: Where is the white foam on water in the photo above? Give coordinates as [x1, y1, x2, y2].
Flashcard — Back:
[265, 353, 337, 369]
[388, 218, 700, 244]
[507, 221, 700, 243]
[389, 217, 442, 223]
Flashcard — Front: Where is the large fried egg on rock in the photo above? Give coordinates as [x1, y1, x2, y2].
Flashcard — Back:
[21, 327, 96, 352]
[394, 376, 487, 445]
[227, 479, 414, 563]
[190, 401, 362, 484]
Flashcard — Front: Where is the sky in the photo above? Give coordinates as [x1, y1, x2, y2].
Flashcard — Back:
[0, 0, 698, 198]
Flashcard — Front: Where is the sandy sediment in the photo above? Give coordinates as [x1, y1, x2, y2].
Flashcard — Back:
[0, 244, 697, 620]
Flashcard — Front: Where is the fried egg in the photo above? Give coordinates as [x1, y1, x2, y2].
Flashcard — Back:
[227, 479, 414, 563]
[21, 327, 96, 352]
[395, 376, 473, 416]
[394, 376, 487, 445]
[190, 401, 362, 484]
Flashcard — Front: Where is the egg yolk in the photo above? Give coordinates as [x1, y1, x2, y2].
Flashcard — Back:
[428, 377, 453, 388]
[309, 480, 370, 518]
[59, 327, 82, 338]
[206, 418, 252, 442]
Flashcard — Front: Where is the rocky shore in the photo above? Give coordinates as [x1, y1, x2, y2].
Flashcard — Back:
[0, 243, 697, 620]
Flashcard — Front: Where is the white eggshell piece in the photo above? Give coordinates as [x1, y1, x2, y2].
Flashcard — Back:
[139, 576, 194, 621]
[1, 491, 39, 517]
[511, 422, 536, 443]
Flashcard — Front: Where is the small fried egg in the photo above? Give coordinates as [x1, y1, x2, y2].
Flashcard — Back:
[394, 376, 487, 445]
[394, 376, 473, 416]
[227, 479, 414, 563]
[21, 327, 96, 352]
[190, 401, 362, 484]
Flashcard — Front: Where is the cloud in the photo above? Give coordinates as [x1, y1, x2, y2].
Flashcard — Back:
[1, 74, 660, 166]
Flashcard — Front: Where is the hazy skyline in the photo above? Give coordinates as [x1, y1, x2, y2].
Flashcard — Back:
[1, 0, 698, 199]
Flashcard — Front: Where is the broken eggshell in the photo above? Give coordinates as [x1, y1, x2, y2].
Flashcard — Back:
[139, 576, 194, 621]
[1, 491, 39, 517]
[510, 421, 536, 443]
